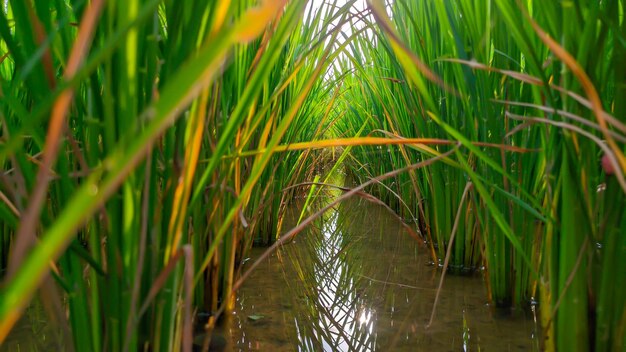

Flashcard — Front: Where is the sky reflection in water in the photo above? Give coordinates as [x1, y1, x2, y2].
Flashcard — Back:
[226, 197, 538, 351]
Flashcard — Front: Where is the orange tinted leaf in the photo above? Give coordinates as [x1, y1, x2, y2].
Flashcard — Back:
[233, 0, 287, 43]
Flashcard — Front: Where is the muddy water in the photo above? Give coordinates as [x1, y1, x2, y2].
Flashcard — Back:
[2, 197, 540, 352]
[1, 299, 64, 352]
[220, 197, 540, 351]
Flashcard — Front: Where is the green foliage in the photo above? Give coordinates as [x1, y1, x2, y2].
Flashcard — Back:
[337, 0, 626, 350]
[0, 0, 345, 350]
[0, 0, 625, 351]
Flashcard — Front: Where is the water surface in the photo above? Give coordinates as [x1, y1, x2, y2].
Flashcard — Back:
[218, 197, 539, 351]
[2, 196, 539, 352]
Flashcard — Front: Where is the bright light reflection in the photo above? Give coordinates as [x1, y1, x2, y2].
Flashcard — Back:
[305, 205, 377, 351]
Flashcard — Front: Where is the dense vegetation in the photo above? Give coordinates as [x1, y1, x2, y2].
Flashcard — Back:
[0, 0, 624, 351]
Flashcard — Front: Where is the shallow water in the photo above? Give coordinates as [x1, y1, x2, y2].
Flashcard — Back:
[2, 196, 540, 352]
[219, 197, 540, 351]
[1, 299, 64, 352]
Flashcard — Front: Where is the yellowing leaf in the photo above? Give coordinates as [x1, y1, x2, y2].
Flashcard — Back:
[233, 0, 287, 43]
[211, 0, 231, 33]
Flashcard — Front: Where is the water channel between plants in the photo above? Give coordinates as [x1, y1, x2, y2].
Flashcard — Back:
[3, 184, 541, 352]
[212, 194, 540, 351]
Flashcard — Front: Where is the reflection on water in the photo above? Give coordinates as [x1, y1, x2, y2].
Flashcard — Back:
[223, 197, 539, 351]
[298, 207, 374, 351]
[1, 194, 539, 351]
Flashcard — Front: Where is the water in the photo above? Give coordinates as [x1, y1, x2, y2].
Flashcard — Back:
[1, 299, 65, 352]
[219, 197, 539, 351]
[3, 192, 540, 352]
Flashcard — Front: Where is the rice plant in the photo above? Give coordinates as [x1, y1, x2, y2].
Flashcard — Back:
[339, 0, 626, 350]
[1, 0, 625, 351]
[0, 0, 348, 350]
